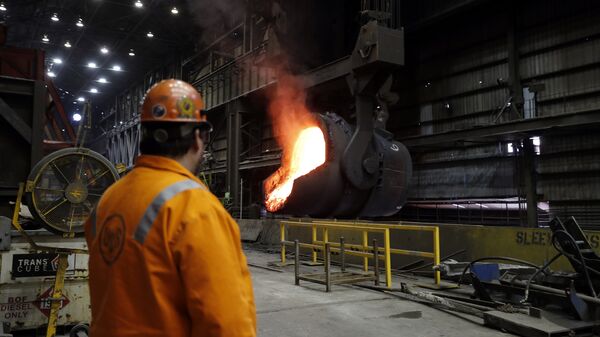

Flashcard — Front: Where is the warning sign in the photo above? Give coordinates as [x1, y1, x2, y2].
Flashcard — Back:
[33, 287, 70, 317]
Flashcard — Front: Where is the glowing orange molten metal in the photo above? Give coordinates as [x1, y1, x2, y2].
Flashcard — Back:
[264, 126, 326, 212]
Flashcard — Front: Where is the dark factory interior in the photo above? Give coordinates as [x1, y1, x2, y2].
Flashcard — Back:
[1, 1, 600, 336]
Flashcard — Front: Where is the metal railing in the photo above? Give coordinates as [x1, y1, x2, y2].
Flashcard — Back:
[313, 220, 441, 286]
[280, 220, 442, 287]
[280, 221, 393, 288]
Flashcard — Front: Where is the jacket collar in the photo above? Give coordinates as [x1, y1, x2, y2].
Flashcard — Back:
[134, 155, 201, 183]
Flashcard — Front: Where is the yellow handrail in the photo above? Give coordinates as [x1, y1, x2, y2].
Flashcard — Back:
[281, 221, 393, 288]
[310, 219, 441, 286]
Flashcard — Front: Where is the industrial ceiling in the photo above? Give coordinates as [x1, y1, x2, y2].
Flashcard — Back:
[1, 0, 198, 116]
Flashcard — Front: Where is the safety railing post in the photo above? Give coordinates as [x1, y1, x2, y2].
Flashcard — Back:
[294, 240, 300, 286]
[312, 225, 317, 263]
[373, 239, 380, 286]
[384, 229, 392, 288]
[323, 227, 329, 261]
[433, 226, 441, 285]
[340, 236, 346, 272]
[362, 230, 369, 272]
[280, 222, 286, 264]
[325, 243, 331, 292]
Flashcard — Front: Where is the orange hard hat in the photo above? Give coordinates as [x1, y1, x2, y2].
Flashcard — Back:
[141, 79, 208, 125]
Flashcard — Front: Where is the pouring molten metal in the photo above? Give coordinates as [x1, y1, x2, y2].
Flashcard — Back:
[264, 126, 326, 212]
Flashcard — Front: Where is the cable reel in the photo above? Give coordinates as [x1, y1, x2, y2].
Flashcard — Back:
[25, 147, 119, 235]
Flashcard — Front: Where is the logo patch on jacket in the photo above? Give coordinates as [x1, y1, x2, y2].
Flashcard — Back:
[99, 214, 126, 265]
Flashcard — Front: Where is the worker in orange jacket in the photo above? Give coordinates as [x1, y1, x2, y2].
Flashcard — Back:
[84, 79, 256, 337]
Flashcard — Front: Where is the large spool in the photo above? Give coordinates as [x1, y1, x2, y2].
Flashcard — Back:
[25, 148, 119, 234]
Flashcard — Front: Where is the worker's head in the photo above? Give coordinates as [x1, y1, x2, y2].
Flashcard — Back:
[139, 79, 212, 170]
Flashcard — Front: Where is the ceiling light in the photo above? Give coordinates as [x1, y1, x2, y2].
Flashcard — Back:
[51, 13, 59, 22]
[100, 47, 109, 54]
[98, 77, 107, 83]
[72, 113, 82, 122]
[146, 31, 154, 38]
[47, 71, 56, 78]
[42, 35, 49, 43]
[171, 7, 179, 14]
[0, 3, 6, 11]
[64, 41, 72, 48]
[87, 62, 97, 68]
[76, 18, 84, 27]
[52, 58, 62, 64]
[134, 0, 143, 8]
[77, 97, 85, 102]
[90, 88, 98, 93]
[128, 49, 135, 56]
[111, 65, 122, 71]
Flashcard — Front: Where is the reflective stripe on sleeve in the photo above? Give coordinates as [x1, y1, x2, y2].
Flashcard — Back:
[133, 179, 205, 244]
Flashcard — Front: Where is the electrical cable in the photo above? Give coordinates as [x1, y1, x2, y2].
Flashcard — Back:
[521, 251, 562, 304]
[458, 227, 600, 302]
[457, 256, 547, 287]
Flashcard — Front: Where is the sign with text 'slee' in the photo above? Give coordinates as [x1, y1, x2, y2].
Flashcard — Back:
[11, 253, 61, 278]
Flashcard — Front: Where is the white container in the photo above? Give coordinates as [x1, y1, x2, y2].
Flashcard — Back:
[0, 233, 90, 332]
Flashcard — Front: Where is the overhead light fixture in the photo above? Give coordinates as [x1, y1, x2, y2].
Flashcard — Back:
[47, 71, 56, 78]
[98, 77, 108, 83]
[72, 113, 82, 122]
[77, 97, 85, 102]
[64, 41, 72, 48]
[100, 47, 109, 54]
[52, 58, 63, 64]
[76, 18, 84, 27]
[111, 65, 122, 71]
[134, 0, 143, 8]
[90, 88, 98, 93]
[51, 13, 59, 22]
[87, 62, 97, 68]
[128, 49, 135, 56]
[0, 3, 6, 11]
[171, 7, 179, 15]
[42, 35, 49, 43]
[146, 31, 154, 38]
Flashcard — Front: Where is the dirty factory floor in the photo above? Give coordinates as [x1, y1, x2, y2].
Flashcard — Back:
[245, 248, 513, 337]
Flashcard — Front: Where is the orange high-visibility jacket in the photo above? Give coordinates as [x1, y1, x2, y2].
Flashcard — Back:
[84, 155, 256, 337]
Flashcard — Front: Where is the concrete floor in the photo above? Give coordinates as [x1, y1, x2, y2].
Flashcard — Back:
[245, 249, 513, 337]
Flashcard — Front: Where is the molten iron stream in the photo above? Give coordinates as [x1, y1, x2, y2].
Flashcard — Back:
[265, 126, 326, 212]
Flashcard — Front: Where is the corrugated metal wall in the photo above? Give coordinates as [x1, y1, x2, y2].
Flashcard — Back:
[396, 0, 600, 227]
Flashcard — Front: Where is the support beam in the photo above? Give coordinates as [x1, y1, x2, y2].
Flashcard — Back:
[226, 100, 242, 206]
[521, 138, 538, 228]
[506, 0, 523, 114]
[400, 109, 600, 148]
[31, 81, 45, 165]
[0, 97, 32, 143]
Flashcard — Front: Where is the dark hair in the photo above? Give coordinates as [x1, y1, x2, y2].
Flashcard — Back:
[140, 123, 196, 158]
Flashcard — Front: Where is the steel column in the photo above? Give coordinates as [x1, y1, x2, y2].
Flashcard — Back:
[31, 81, 45, 164]
[522, 138, 538, 228]
[226, 100, 242, 206]
[507, 0, 523, 113]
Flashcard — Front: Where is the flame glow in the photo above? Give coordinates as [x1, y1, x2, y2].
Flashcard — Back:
[265, 126, 326, 212]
